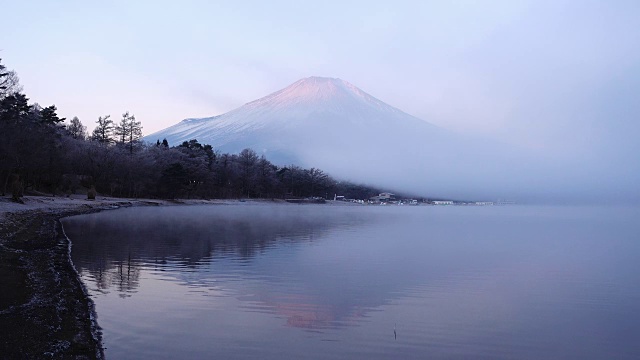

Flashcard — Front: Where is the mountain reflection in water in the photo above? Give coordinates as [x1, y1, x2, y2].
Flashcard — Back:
[63, 204, 640, 360]
[65, 205, 386, 327]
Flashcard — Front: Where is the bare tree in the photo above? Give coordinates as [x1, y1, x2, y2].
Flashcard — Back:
[256, 155, 278, 197]
[114, 116, 127, 144]
[306, 167, 331, 197]
[91, 115, 114, 144]
[238, 148, 258, 197]
[115, 111, 143, 154]
[0, 59, 23, 99]
[0, 71, 22, 99]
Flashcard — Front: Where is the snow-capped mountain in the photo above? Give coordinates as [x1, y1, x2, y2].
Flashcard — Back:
[147, 76, 443, 163]
[146, 77, 530, 199]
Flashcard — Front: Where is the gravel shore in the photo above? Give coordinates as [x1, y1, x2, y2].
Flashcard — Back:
[0, 206, 107, 359]
[0, 196, 184, 359]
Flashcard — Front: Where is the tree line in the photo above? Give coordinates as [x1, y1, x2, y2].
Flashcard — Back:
[0, 58, 381, 200]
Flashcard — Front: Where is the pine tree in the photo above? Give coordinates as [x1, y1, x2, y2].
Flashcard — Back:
[40, 105, 65, 125]
[0, 93, 30, 124]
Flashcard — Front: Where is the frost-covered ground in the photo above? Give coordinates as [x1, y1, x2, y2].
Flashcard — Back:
[0, 194, 223, 218]
[0, 195, 359, 220]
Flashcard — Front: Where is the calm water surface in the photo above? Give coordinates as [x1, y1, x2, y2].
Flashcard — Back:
[62, 204, 640, 359]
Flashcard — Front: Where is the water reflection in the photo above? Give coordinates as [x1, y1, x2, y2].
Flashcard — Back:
[65, 205, 384, 329]
[63, 205, 640, 360]
[67, 205, 357, 266]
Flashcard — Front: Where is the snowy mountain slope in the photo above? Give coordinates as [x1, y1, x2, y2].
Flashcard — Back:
[147, 77, 445, 159]
[146, 77, 534, 199]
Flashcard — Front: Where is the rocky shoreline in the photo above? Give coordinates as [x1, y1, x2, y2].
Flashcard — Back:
[0, 196, 186, 359]
[0, 206, 107, 359]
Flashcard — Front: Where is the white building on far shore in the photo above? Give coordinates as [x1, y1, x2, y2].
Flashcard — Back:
[432, 200, 453, 205]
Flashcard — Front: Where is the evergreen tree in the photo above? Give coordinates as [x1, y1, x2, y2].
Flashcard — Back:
[40, 105, 65, 125]
[0, 93, 30, 124]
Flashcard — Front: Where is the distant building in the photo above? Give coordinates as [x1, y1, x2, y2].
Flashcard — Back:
[369, 192, 395, 203]
[475, 202, 494, 206]
[432, 200, 454, 205]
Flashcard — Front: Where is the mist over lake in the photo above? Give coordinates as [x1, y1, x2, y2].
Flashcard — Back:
[62, 204, 640, 359]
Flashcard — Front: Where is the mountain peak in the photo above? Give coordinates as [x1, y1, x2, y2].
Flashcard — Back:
[289, 76, 367, 97]
[244, 76, 378, 110]
[293, 76, 355, 89]
[298, 76, 343, 83]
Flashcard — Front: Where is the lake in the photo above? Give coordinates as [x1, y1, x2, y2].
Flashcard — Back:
[62, 204, 640, 359]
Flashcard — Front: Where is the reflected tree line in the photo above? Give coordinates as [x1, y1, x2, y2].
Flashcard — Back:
[0, 58, 381, 200]
[66, 207, 424, 330]
[66, 207, 365, 294]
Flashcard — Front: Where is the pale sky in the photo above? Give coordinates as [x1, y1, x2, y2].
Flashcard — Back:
[2, 0, 639, 200]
